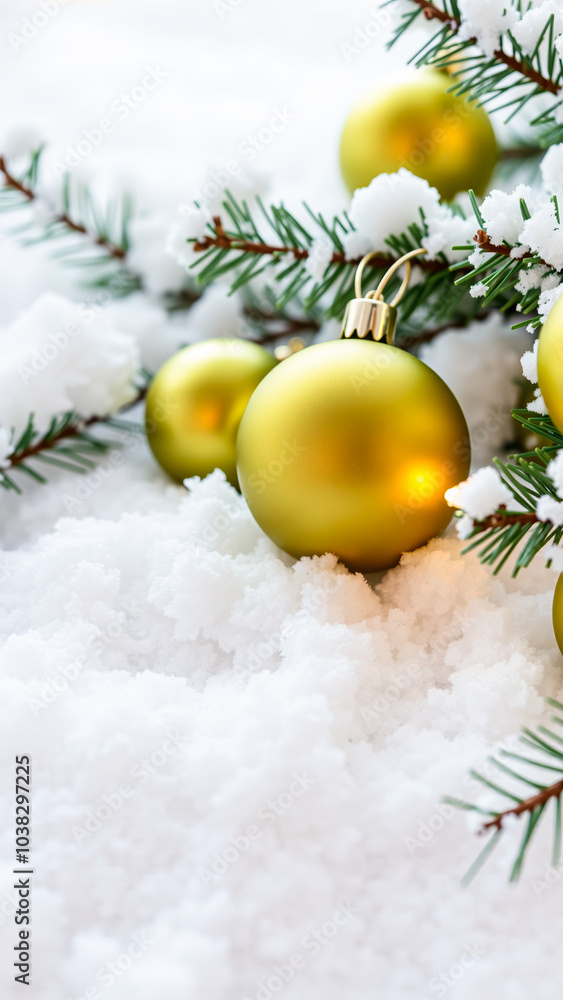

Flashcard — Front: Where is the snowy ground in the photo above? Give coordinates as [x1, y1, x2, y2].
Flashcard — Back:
[1, 2, 563, 998]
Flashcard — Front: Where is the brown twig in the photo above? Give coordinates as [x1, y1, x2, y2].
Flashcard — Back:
[474, 505, 539, 531]
[243, 307, 320, 343]
[0, 154, 127, 260]
[194, 216, 449, 274]
[473, 229, 536, 263]
[8, 385, 148, 470]
[500, 145, 545, 161]
[409, 0, 560, 95]
[481, 779, 563, 833]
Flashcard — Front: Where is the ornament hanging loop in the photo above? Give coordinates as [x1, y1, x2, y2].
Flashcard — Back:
[342, 247, 427, 345]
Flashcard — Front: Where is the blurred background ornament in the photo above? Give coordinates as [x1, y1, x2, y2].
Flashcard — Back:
[145, 338, 276, 488]
[340, 71, 497, 200]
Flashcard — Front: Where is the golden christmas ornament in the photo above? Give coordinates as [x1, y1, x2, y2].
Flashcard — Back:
[339, 71, 497, 201]
[553, 573, 563, 655]
[237, 250, 471, 573]
[538, 294, 563, 435]
[145, 338, 277, 487]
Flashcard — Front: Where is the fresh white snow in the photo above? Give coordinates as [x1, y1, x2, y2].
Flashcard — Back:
[1, 2, 563, 999]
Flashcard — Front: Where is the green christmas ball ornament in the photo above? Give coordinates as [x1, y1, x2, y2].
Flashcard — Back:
[553, 573, 563, 655]
[538, 294, 563, 435]
[339, 71, 498, 201]
[145, 338, 277, 488]
[236, 250, 471, 573]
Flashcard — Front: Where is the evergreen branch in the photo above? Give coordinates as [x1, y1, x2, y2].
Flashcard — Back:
[189, 201, 479, 325]
[454, 189, 563, 327]
[1, 386, 147, 494]
[407, 0, 560, 95]
[473, 507, 539, 531]
[451, 699, 563, 881]
[500, 144, 545, 161]
[193, 215, 447, 274]
[392, 0, 563, 126]
[473, 229, 536, 264]
[457, 412, 563, 575]
[0, 154, 128, 261]
[481, 780, 563, 833]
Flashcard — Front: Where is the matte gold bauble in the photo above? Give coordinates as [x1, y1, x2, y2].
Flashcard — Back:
[553, 573, 563, 655]
[340, 71, 497, 200]
[237, 250, 471, 573]
[538, 296, 563, 435]
[145, 338, 277, 487]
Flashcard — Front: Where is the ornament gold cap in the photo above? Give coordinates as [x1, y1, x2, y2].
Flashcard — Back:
[340, 247, 427, 344]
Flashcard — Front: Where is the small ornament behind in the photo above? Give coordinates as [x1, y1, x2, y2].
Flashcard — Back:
[145, 338, 277, 488]
[538, 295, 563, 436]
[339, 71, 497, 200]
[553, 574, 563, 655]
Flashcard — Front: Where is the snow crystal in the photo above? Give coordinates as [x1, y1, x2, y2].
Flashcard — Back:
[513, 2, 563, 56]
[341, 228, 371, 260]
[527, 387, 549, 414]
[538, 282, 563, 321]
[458, 0, 519, 56]
[346, 168, 472, 263]
[520, 203, 563, 271]
[546, 542, 563, 571]
[480, 185, 535, 246]
[420, 315, 529, 466]
[515, 263, 551, 296]
[127, 215, 187, 297]
[541, 143, 563, 200]
[548, 451, 563, 498]
[469, 281, 488, 298]
[521, 340, 539, 384]
[537, 495, 563, 526]
[183, 284, 249, 342]
[0, 293, 139, 437]
[454, 512, 475, 539]
[446, 465, 513, 519]
[305, 235, 334, 282]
